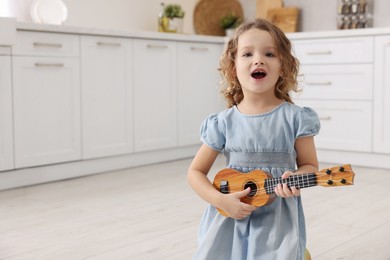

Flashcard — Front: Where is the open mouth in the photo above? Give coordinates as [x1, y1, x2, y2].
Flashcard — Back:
[251, 69, 267, 79]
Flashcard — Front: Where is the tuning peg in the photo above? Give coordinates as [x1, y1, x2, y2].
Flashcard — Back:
[339, 166, 345, 172]
[341, 179, 346, 184]
[326, 169, 332, 175]
[327, 180, 334, 185]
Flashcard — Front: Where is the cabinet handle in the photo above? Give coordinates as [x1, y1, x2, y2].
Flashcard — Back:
[319, 116, 332, 121]
[306, 50, 332, 55]
[147, 44, 168, 49]
[35, 63, 64, 67]
[190, 47, 209, 51]
[33, 42, 63, 48]
[306, 81, 332, 85]
[97, 42, 121, 47]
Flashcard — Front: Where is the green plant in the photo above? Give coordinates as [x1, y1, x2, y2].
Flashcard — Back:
[220, 13, 241, 29]
[164, 4, 185, 18]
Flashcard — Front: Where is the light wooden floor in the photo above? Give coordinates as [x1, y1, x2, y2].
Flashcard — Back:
[1, 156, 390, 260]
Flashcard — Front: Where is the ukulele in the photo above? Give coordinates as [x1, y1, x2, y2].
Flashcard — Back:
[213, 164, 355, 217]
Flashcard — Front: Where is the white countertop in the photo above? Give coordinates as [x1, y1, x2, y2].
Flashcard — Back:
[2, 17, 390, 46]
[287, 27, 390, 40]
[15, 21, 226, 44]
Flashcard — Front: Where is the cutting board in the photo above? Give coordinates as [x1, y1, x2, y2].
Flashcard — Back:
[267, 7, 299, 32]
[256, 0, 283, 19]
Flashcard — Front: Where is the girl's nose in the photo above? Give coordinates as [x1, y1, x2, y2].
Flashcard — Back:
[254, 55, 264, 65]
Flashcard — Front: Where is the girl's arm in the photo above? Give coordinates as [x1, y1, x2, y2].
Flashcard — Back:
[275, 136, 319, 197]
[188, 144, 256, 219]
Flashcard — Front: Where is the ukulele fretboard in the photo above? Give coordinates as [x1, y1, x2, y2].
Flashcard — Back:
[264, 173, 317, 194]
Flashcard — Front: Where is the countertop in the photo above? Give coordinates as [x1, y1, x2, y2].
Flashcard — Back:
[2, 17, 390, 46]
[287, 27, 390, 40]
[15, 20, 226, 44]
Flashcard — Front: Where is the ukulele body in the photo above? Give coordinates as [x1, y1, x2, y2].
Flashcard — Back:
[212, 168, 276, 216]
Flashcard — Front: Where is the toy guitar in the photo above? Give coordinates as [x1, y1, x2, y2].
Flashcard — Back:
[213, 164, 355, 217]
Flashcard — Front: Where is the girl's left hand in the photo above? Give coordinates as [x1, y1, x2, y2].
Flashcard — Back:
[274, 171, 301, 198]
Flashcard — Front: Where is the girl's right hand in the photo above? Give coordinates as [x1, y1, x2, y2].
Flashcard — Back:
[219, 187, 257, 219]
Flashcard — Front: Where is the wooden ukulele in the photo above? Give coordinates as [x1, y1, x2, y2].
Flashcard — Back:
[213, 164, 355, 217]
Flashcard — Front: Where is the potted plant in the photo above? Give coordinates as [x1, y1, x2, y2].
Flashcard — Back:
[163, 4, 185, 33]
[220, 13, 241, 36]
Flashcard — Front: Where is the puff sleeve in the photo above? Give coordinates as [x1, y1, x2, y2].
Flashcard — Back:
[295, 107, 321, 139]
[200, 113, 226, 152]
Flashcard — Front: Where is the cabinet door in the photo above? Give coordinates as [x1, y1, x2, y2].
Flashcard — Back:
[81, 36, 133, 159]
[177, 42, 223, 146]
[0, 55, 14, 171]
[133, 40, 177, 152]
[296, 100, 372, 152]
[13, 57, 81, 168]
[374, 36, 390, 153]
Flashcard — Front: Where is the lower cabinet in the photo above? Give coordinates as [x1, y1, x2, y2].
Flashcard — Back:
[374, 35, 390, 153]
[296, 100, 372, 152]
[12, 56, 81, 168]
[81, 36, 133, 159]
[0, 53, 14, 171]
[177, 42, 223, 146]
[133, 39, 178, 152]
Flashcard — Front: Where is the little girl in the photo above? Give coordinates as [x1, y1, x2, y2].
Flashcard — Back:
[187, 18, 320, 260]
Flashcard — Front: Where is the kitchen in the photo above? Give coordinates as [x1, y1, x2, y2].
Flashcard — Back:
[1, 0, 390, 259]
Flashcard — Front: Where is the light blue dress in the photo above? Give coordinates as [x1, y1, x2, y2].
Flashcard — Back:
[194, 102, 320, 260]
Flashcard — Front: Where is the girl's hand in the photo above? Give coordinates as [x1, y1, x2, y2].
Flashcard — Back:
[274, 171, 301, 198]
[219, 187, 257, 220]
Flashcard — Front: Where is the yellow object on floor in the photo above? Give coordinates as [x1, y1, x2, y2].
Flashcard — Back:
[305, 248, 311, 260]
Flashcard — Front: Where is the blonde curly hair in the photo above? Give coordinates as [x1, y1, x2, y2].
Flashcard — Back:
[219, 18, 300, 108]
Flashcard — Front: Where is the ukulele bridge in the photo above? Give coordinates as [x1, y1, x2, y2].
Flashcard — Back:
[220, 180, 229, 194]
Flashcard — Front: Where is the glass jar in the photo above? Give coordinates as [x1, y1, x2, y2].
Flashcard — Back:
[337, 0, 373, 29]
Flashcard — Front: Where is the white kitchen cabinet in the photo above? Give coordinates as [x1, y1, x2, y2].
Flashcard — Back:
[81, 36, 133, 159]
[298, 64, 373, 101]
[292, 36, 373, 64]
[177, 42, 223, 146]
[292, 36, 374, 152]
[12, 32, 81, 168]
[0, 49, 14, 171]
[133, 39, 177, 152]
[296, 100, 372, 152]
[373, 35, 390, 153]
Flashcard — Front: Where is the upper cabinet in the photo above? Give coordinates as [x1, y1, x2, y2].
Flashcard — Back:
[177, 42, 223, 146]
[133, 39, 178, 152]
[373, 35, 390, 153]
[0, 48, 14, 171]
[81, 36, 133, 159]
[12, 32, 81, 168]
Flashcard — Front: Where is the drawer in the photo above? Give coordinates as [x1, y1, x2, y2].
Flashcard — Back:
[295, 100, 372, 152]
[0, 46, 11, 55]
[13, 31, 79, 57]
[292, 36, 373, 64]
[295, 64, 373, 100]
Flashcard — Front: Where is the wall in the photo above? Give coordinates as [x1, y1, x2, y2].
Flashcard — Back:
[2, 0, 390, 34]
[283, 0, 390, 32]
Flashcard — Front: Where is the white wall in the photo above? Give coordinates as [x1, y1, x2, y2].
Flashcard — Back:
[283, 0, 390, 31]
[2, 0, 390, 33]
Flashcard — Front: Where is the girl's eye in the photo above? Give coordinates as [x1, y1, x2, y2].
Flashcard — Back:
[265, 52, 275, 57]
[243, 52, 252, 57]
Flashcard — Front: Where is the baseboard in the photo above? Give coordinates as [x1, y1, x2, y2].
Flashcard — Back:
[0, 145, 199, 191]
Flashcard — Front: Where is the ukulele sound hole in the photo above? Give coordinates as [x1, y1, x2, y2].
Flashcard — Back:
[244, 181, 257, 197]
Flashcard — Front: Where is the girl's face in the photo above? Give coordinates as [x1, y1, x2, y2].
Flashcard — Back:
[235, 28, 281, 99]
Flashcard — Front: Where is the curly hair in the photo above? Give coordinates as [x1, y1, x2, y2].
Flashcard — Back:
[219, 18, 300, 108]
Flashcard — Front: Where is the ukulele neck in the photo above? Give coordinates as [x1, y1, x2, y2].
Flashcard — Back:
[264, 173, 317, 194]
